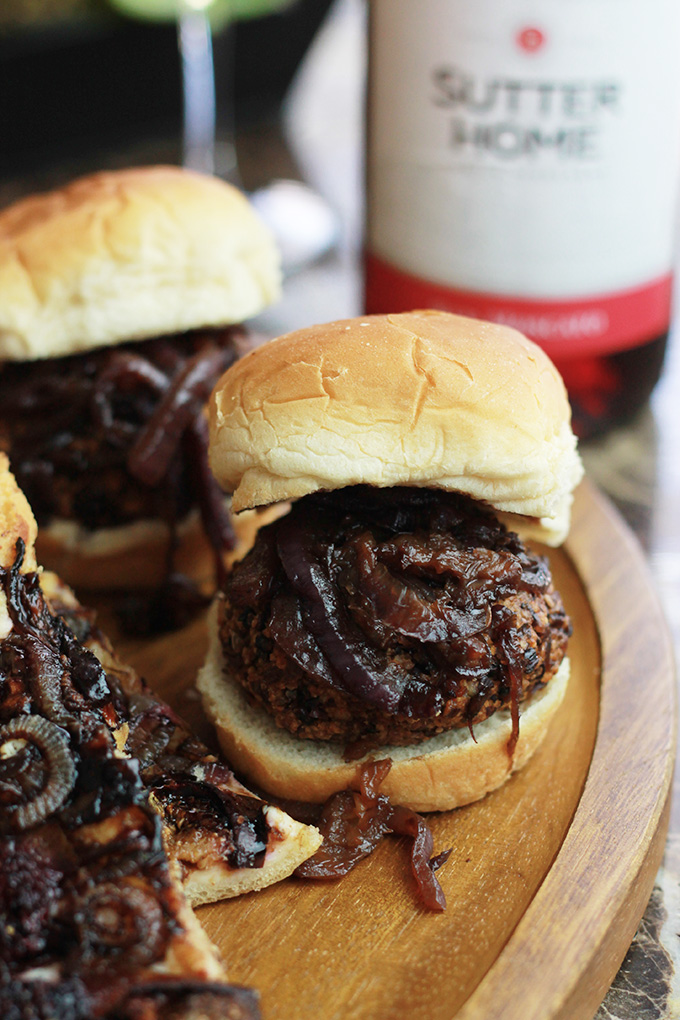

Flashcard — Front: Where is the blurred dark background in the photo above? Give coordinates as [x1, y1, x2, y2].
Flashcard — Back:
[0, 0, 334, 180]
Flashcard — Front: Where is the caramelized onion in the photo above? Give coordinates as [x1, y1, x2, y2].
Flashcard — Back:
[353, 532, 491, 642]
[22, 638, 72, 726]
[226, 529, 278, 610]
[150, 775, 268, 869]
[91, 351, 169, 432]
[295, 760, 450, 911]
[380, 532, 523, 588]
[0, 716, 76, 831]
[0, 553, 206, 1003]
[268, 592, 337, 688]
[0, 330, 243, 633]
[387, 804, 450, 912]
[276, 513, 407, 711]
[185, 416, 236, 567]
[128, 347, 232, 487]
[294, 760, 392, 879]
[494, 605, 524, 759]
[76, 882, 165, 966]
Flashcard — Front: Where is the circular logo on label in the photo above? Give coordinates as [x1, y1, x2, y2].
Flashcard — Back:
[517, 26, 546, 53]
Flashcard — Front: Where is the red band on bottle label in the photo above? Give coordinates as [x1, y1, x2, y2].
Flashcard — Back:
[364, 254, 673, 358]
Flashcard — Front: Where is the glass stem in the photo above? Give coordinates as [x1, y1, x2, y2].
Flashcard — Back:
[178, 8, 217, 174]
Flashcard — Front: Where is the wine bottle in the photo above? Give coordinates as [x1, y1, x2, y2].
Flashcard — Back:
[364, 0, 680, 437]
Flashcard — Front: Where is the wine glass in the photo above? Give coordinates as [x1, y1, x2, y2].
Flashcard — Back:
[176, 0, 221, 176]
[109, 0, 338, 273]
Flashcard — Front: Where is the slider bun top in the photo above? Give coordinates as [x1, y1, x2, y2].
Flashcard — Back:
[0, 166, 281, 361]
[209, 311, 583, 545]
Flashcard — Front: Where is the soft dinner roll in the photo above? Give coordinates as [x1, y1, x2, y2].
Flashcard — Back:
[0, 165, 280, 361]
[209, 311, 583, 544]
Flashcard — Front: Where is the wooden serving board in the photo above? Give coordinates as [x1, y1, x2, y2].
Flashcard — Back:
[110, 479, 675, 1020]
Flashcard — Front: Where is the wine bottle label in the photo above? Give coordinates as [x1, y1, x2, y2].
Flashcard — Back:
[365, 256, 673, 358]
[365, 0, 680, 356]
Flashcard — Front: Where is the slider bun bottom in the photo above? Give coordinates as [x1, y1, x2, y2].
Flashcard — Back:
[197, 606, 570, 813]
[36, 505, 281, 591]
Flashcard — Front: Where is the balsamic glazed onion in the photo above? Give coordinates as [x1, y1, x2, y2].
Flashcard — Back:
[91, 351, 168, 438]
[150, 773, 268, 870]
[128, 347, 233, 487]
[0, 715, 76, 831]
[0, 331, 240, 607]
[295, 760, 450, 911]
[76, 882, 165, 967]
[273, 488, 556, 718]
[352, 531, 494, 642]
[0, 550, 243, 1013]
[276, 511, 409, 712]
[23, 637, 73, 727]
[120, 980, 260, 1020]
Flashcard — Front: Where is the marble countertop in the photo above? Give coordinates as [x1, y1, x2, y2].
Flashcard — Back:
[583, 340, 680, 1020]
[576, 335, 679, 1020]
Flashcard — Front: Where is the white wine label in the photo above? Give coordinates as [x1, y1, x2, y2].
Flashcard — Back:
[365, 0, 680, 354]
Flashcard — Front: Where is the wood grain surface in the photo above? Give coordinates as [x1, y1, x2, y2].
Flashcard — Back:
[108, 479, 674, 1020]
[457, 481, 676, 1020]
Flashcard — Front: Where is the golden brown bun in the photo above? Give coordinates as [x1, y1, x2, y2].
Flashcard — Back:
[36, 513, 210, 591]
[1, 453, 39, 638]
[197, 603, 570, 813]
[0, 452, 37, 573]
[0, 166, 281, 361]
[209, 311, 583, 545]
[36, 504, 285, 591]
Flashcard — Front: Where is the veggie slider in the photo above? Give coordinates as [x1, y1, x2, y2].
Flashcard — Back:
[199, 311, 584, 812]
[0, 166, 280, 595]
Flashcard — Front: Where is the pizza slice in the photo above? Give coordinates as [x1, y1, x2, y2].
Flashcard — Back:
[0, 457, 258, 1018]
[41, 570, 322, 906]
[1, 454, 324, 1017]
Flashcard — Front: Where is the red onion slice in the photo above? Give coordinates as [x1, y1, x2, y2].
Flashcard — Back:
[353, 533, 491, 642]
[387, 804, 449, 913]
[128, 347, 232, 487]
[0, 716, 76, 831]
[276, 513, 407, 711]
[184, 417, 236, 571]
[91, 351, 169, 431]
[295, 760, 451, 911]
[268, 592, 337, 688]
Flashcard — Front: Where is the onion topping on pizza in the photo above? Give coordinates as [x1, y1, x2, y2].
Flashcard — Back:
[42, 573, 322, 903]
[0, 540, 260, 1019]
